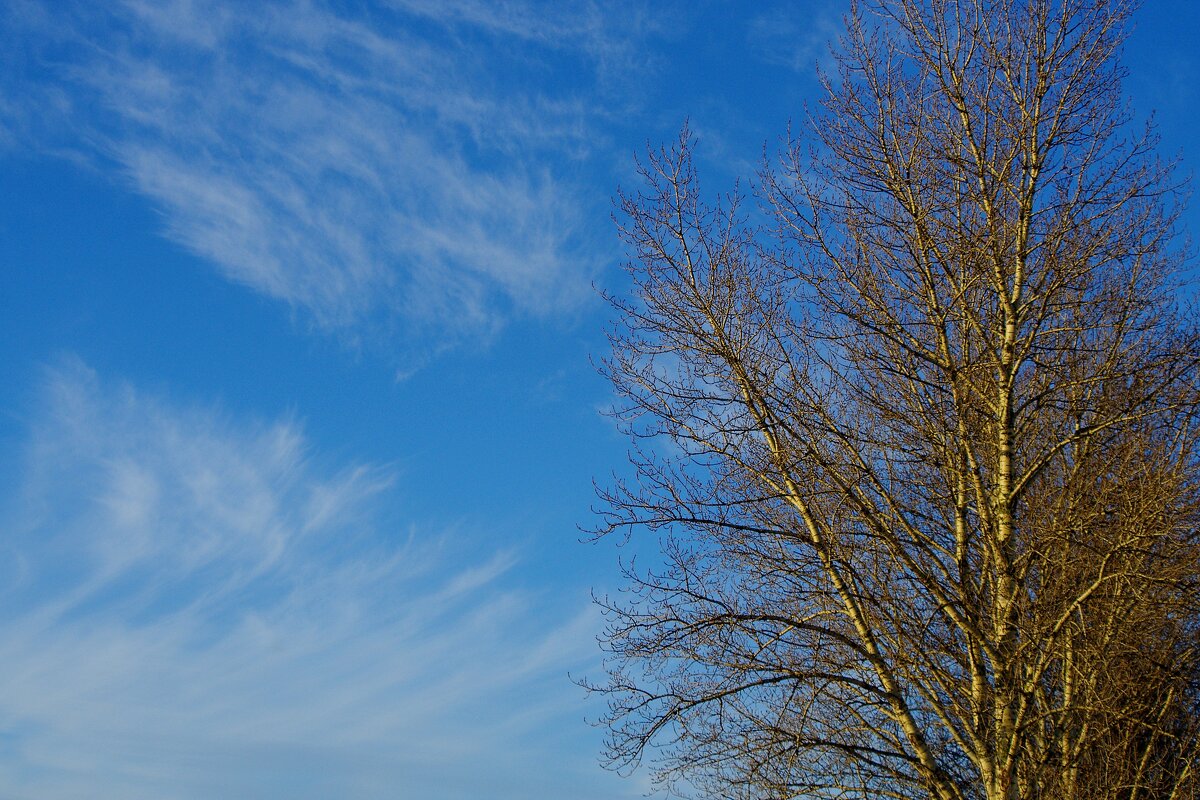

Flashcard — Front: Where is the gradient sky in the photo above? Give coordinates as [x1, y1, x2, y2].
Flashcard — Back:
[0, 2, 1197, 798]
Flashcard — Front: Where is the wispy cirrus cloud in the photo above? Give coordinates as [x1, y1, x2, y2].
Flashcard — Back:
[3, 0, 657, 358]
[745, 2, 845, 76]
[0, 360, 619, 800]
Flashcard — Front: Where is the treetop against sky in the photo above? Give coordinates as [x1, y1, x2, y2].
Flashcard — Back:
[0, 2, 1197, 798]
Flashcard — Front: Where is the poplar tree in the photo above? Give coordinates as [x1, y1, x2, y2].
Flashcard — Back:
[593, 2, 1200, 799]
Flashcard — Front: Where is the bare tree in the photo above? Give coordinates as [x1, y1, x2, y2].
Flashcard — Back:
[591, 2, 1200, 799]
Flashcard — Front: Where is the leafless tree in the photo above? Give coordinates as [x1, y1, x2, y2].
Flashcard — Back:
[590, 2, 1200, 799]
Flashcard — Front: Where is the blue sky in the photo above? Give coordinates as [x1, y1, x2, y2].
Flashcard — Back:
[0, 2, 1196, 798]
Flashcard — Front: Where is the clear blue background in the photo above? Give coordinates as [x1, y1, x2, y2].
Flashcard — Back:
[0, 2, 1196, 797]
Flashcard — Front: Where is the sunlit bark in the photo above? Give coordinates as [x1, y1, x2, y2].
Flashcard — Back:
[591, 2, 1200, 799]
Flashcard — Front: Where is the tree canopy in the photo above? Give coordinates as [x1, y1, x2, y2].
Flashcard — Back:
[592, 2, 1200, 799]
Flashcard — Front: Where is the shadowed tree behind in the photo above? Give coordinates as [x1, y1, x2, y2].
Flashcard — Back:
[592, 2, 1200, 799]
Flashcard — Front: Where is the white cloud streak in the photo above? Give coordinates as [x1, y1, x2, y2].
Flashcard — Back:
[0, 360, 619, 799]
[5, 0, 650, 357]
[745, 2, 846, 76]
